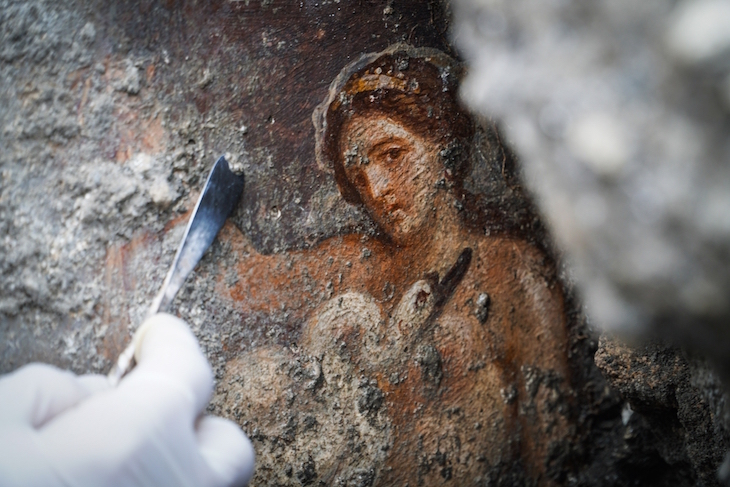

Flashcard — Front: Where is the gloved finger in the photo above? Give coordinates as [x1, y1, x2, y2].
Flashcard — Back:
[0, 363, 99, 428]
[196, 416, 255, 487]
[127, 313, 213, 416]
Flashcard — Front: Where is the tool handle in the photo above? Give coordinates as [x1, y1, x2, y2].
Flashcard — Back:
[107, 302, 161, 386]
[108, 341, 136, 387]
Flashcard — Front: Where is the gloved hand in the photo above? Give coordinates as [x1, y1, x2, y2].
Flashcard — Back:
[0, 313, 255, 487]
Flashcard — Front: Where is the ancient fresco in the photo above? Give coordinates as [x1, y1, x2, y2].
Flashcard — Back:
[2, 1, 728, 485]
[213, 45, 573, 486]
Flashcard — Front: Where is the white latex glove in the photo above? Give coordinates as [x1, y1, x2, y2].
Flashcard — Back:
[0, 313, 255, 487]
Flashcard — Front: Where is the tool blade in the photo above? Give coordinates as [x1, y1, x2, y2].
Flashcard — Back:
[109, 155, 244, 385]
[151, 156, 245, 314]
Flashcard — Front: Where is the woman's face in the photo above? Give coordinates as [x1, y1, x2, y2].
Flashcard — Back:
[340, 114, 442, 243]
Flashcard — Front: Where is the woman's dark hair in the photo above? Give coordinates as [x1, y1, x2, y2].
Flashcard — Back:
[314, 45, 475, 206]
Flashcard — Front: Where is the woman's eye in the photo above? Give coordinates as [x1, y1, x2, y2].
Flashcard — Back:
[383, 147, 404, 163]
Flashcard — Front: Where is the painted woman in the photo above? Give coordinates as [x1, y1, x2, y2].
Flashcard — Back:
[216, 45, 575, 485]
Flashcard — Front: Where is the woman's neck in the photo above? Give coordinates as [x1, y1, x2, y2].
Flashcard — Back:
[407, 191, 468, 277]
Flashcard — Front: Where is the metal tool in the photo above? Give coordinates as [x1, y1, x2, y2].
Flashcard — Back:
[108, 156, 245, 386]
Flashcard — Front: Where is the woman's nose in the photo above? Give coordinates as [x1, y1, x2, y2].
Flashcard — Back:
[364, 166, 391, 199]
